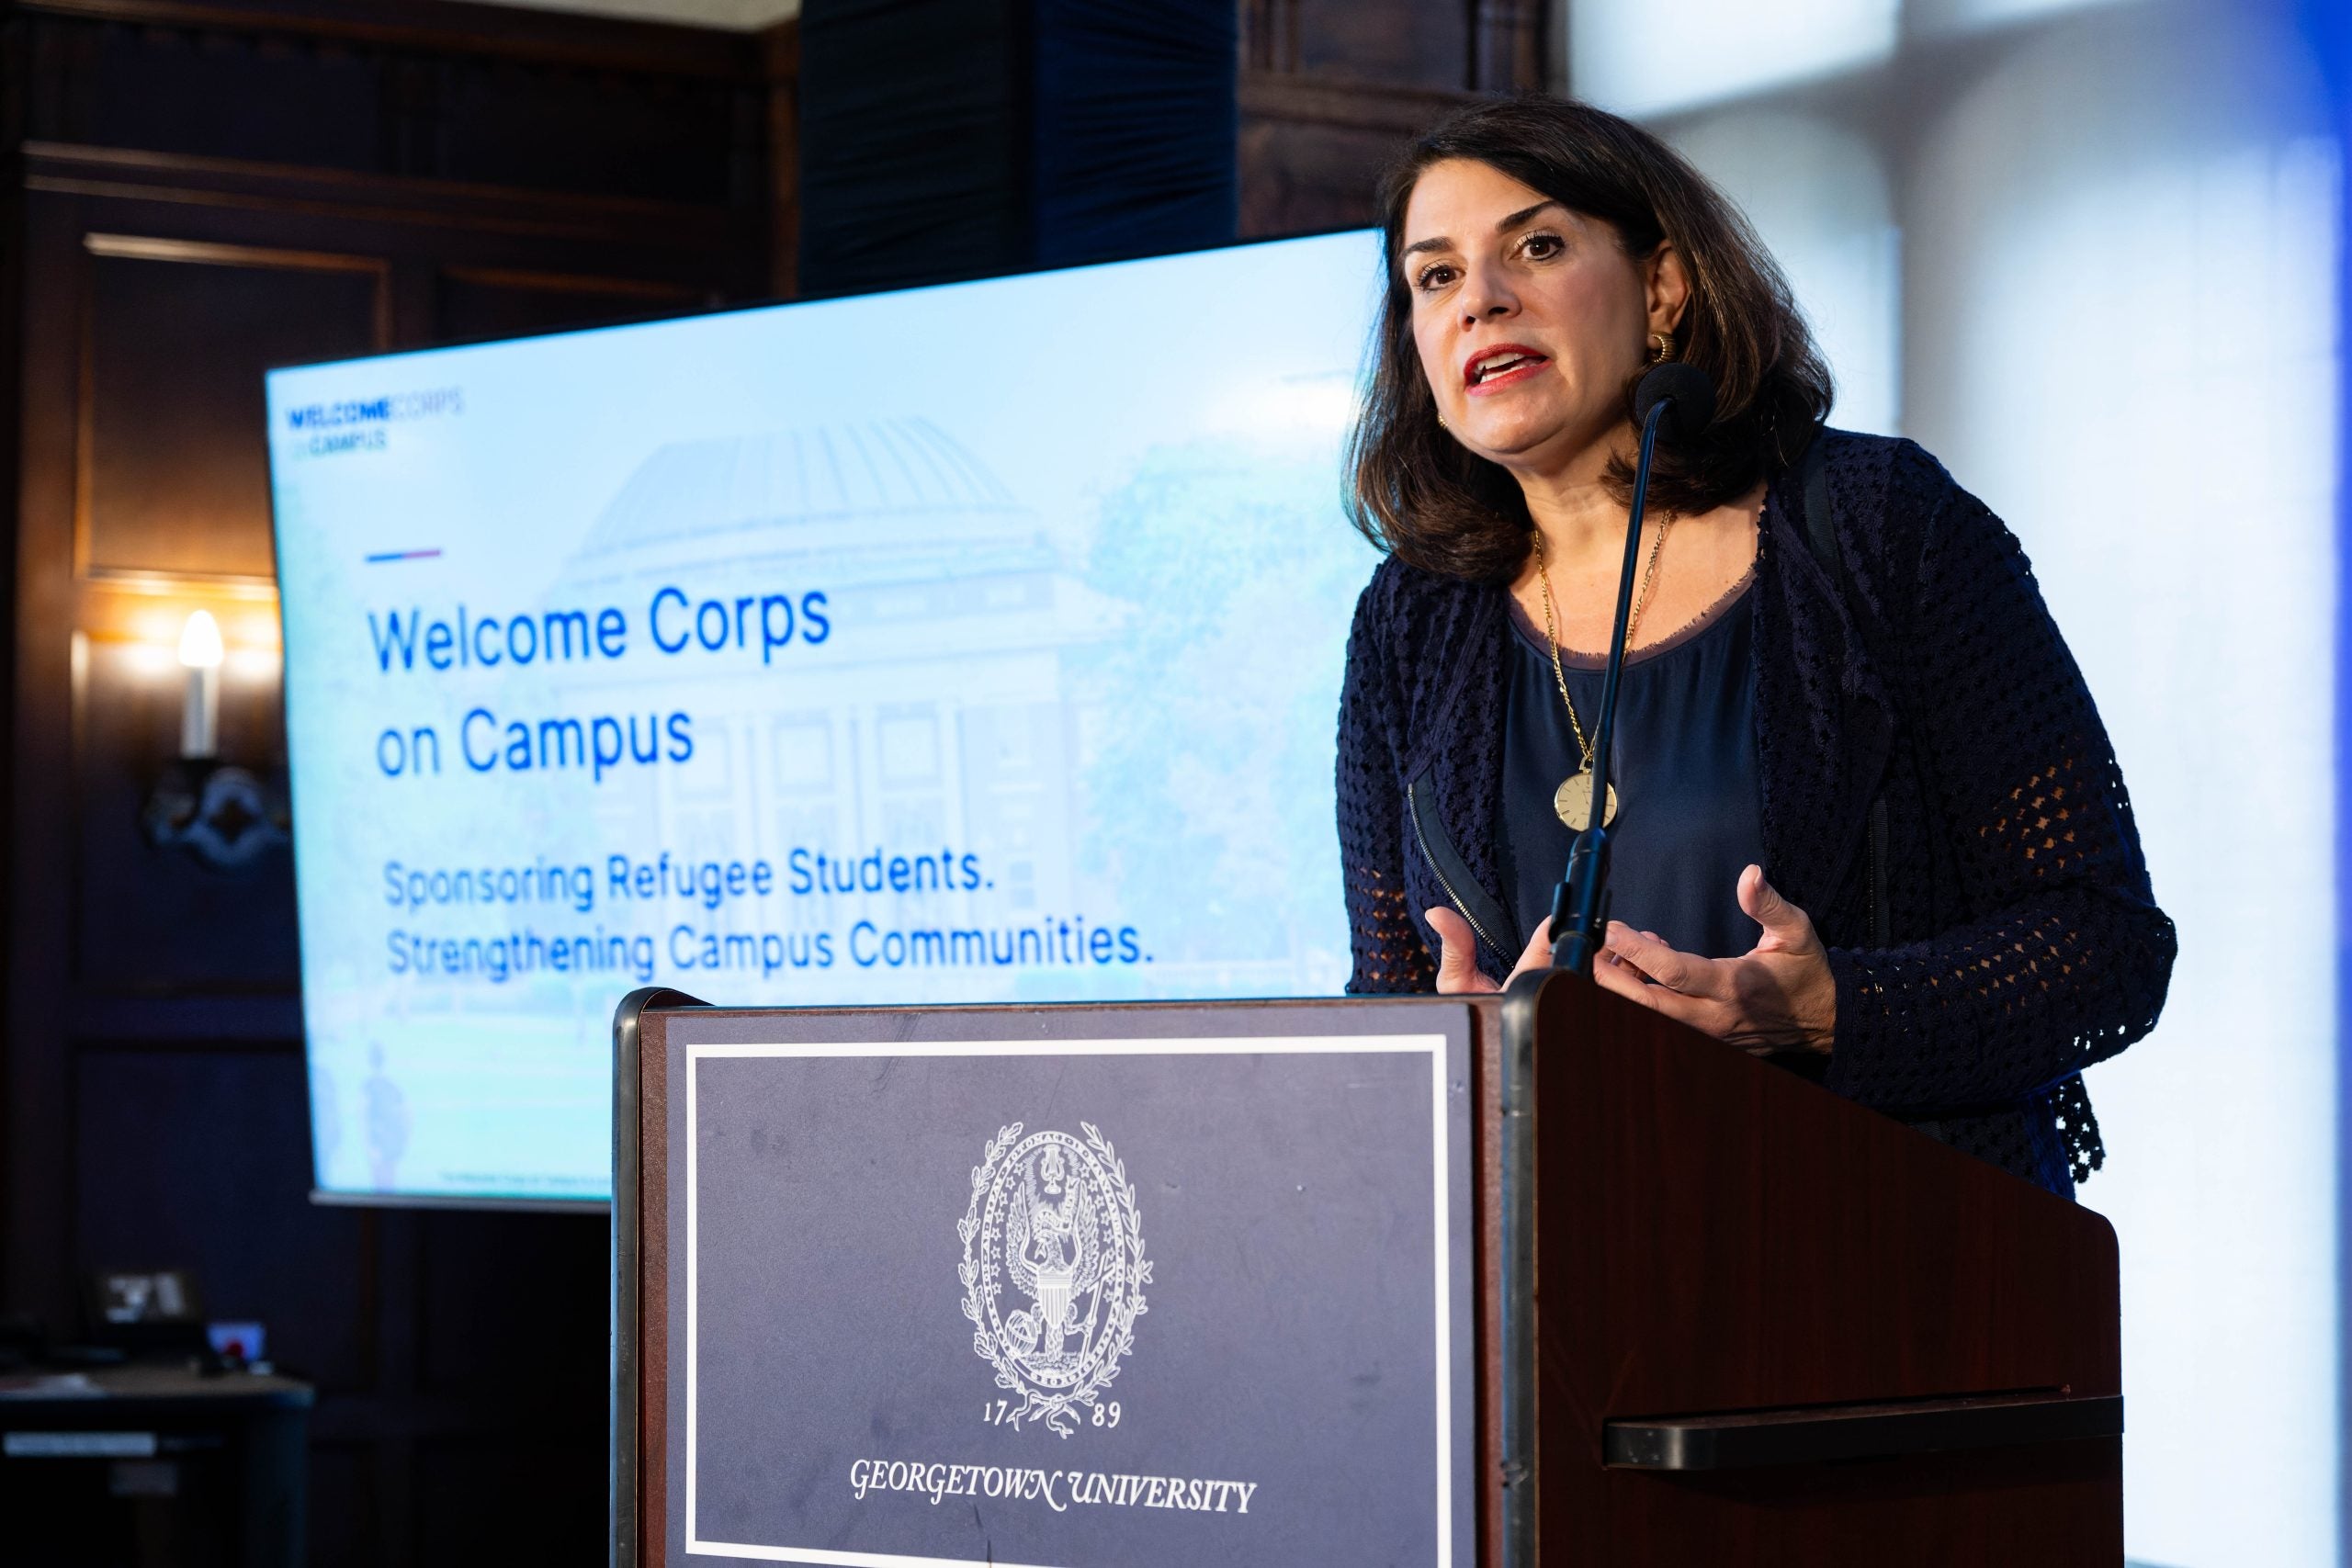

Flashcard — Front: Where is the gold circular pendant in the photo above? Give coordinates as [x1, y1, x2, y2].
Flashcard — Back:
[1554, 769, 1620, 832]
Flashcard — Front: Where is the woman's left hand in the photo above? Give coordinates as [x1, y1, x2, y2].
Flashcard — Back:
[1590, 863, 1838, 1054]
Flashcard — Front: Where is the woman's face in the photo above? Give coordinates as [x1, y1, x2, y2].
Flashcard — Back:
[1399, 158, 1684, 479]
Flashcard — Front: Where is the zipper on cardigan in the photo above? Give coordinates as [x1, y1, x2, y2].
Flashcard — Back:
[1408, 777, 1503, 956]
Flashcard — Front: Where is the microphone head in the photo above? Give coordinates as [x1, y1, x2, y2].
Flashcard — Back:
[1632, 362, 1717, 444]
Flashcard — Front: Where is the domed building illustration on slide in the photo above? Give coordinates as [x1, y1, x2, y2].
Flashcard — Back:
[539, 417, 1127, 996]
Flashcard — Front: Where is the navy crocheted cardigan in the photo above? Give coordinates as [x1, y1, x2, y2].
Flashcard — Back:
[1336, 430, 2177, 1196]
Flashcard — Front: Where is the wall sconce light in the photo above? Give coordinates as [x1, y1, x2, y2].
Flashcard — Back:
[178, 608, 222, 758]
[142, 608, 288, 873]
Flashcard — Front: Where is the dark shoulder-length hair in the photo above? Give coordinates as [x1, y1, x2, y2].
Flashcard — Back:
[1346, 96, 1833, 583]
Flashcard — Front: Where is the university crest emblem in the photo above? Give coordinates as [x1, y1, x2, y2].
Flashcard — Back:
[958, 1122, 1150, 1437]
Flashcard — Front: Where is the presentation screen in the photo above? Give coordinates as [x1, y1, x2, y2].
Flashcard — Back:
[267, 231, 1385, 1203]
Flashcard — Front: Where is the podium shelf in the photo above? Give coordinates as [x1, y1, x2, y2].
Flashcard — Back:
[1604, 1390, 2124, 1472]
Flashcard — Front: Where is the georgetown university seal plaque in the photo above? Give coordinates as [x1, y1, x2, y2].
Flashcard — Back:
[958, 1122, 1150, 1437]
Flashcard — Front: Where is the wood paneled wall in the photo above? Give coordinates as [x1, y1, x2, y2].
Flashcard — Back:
[1237, 0, 1550, 236]
[0, 4, 787, 1560]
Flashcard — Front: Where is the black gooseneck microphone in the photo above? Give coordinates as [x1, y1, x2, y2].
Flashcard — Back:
[1546, 360, 1718, 975]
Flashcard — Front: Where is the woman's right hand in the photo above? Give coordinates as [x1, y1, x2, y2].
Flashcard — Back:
[1426, 908, 1553, 993]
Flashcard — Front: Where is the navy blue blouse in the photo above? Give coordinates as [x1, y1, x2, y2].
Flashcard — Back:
[1495, 579, 1766, 959]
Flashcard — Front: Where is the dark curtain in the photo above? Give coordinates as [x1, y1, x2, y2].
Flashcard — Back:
[798, 0, 1237, 296]
[1030, 0, 1237, 269]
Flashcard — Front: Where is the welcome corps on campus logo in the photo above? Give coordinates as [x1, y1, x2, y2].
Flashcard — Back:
[282, 387, 463, 457]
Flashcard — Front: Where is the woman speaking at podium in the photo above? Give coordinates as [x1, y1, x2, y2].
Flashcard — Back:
[1335, 97, 2176, 1197]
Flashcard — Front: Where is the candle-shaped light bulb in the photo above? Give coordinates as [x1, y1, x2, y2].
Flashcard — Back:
[178, 610, 222, 759]
[178, 610, 223, 671]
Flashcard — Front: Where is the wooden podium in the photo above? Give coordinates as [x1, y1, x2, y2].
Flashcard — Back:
[611, 973, 2120, 1566]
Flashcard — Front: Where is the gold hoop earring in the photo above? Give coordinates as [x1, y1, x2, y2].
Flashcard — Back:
[1647, 332, 1678, 364]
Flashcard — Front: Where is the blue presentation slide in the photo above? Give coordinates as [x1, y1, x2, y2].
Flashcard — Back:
[266, 231, 1386, 1201]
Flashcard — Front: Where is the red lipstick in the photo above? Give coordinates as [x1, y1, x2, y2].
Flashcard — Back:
[1463, 342, 1550, 396]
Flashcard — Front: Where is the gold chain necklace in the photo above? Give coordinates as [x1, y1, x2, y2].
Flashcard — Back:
[1531, 517, 1671, 830]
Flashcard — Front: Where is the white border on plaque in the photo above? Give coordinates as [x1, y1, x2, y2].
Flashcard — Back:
[683, 1033, 1455, 1567]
